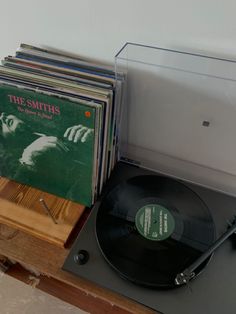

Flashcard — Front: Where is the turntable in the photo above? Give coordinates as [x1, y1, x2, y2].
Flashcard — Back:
[63, 43, 236, 314]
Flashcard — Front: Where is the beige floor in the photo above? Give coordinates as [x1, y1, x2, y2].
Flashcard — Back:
[0, 273, 88, 314]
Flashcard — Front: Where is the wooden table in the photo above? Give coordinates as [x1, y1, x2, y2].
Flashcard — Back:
[0, 195, 157, 314]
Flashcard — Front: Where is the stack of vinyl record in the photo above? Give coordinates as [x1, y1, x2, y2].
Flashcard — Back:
[0, 44, 124, 206]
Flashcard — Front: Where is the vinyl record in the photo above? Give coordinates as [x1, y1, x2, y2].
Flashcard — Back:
[96, 175, 216, 288]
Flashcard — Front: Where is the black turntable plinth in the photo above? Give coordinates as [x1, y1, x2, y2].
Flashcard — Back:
[63, 162, 236, 314]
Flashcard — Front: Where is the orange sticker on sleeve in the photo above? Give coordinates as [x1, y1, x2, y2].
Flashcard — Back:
[85, 111, 91, 118]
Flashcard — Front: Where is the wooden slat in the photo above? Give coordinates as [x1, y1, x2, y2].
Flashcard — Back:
[0, 178, 85, 247]
[0, 225, 156, 314]
[7, 264, 149, 314]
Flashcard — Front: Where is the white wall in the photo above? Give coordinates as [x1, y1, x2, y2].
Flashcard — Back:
[2, 0, 236, 195]
[1, 0, 236, 63]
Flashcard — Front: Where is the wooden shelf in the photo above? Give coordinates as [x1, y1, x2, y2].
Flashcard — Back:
[0, 178, 85, 247]
[0, 178, 157, 313]
[0, 224, 156, 314]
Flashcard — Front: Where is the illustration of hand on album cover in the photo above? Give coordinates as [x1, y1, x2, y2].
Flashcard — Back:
[0, 112, 94, 170]
[19, 124, 94, 168]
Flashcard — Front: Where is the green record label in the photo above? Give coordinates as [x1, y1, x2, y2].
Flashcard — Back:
[135, 204, 175, 241]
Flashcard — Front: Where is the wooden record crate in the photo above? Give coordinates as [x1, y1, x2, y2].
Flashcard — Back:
[0, 177, 85, 247]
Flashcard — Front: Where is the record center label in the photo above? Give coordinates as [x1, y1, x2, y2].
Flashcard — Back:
[135, 204, 175, 241]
